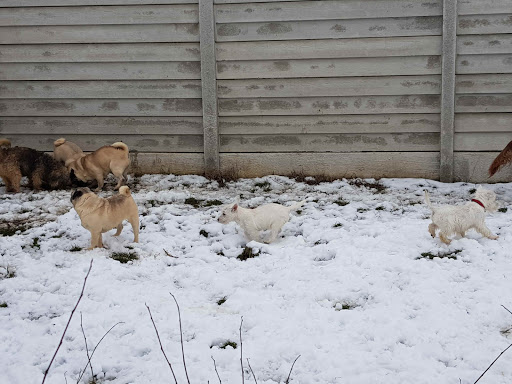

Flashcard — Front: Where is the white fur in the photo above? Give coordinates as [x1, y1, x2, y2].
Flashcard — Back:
[424, 187, 499, 244]
[219, 199, 305, 243]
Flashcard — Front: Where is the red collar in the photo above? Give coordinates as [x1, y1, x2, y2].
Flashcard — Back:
[471, 199, 485, 210]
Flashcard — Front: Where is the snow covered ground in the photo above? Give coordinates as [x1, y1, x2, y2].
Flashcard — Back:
[1, 174, 512, 384]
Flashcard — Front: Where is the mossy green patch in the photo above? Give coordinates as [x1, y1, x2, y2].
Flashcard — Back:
[111, 252, 139, 264]
[237, 247, 260, 261]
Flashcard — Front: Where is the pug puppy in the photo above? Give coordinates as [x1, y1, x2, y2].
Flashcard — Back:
[71, 186, 139, 249]
[67, 142, 130, 191]
[53, 138, 84, 167]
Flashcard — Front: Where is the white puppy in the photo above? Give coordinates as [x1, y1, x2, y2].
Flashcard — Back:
[424, 187, 499, 244]
[219, 198, 305, 243]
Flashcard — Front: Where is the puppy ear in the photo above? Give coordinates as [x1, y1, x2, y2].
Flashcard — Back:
[71, 189, 83, 202]
[231, 203, 238, 212]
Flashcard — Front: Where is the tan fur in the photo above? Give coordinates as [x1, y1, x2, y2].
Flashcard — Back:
[67, 142, 130, 190]
[489, 140, 512, 177]
[71, 186, 139, 249]
[0, 139, 11, 148]
[53, 138, 84, 167]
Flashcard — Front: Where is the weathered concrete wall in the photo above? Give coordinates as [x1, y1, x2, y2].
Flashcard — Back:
[0, 0, 203, 162]
[1, 0, 511, 182]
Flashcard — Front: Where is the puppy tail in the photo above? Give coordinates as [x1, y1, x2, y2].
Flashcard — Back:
[111, 142, 129, 152]
[0, 138, 11, 148]
[54, 138, 66, 147]
[288, 199, 306, 212]
[489, 140, 512, 177]
[424, 190, 434, 212]
[119, 186, 131, 196]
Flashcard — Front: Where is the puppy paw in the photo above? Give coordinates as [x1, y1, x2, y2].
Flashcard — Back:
[489, 235, 499, 240]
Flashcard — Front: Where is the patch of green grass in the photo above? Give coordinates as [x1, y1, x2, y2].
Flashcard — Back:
[296, 210, 302, 215]
[69, 245, 82, 252]
[216, 250, 225, 256]
[147, 200, 166, 207]
[0, 302, 7, 308]
[289, 172, 337, 185]
[333, 223, 343, 228]
[184, 197, 204, 208]
[111, 252, 139, 264]
[334, 199, 349, 206]
[254, 181, 271, 192]
[219, 341, 237, 349]
[237, 246, 260, 261]
[375, 206, 386, 211]
[200, 229, 209, 238]
[348, 178, 386, 193]
[498, 208, 508, 213]
[52, 234, 63, 239]
[31, 237, 40, 250]
[357, 208, 368, 213]
[85, 374, 107, 384]
[0, 224, 27, 236]
[217, 297, 227, 306]
[333, 302, 357, 311]
[0, 266, 16, 280]
[204, 199, 223, 207]
[419, 249, 461, 260]
[469, 188, 477, 194]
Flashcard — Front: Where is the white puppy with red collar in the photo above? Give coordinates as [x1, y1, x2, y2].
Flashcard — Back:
[219, 198, 305, 244]
[424, 187, 499, 244]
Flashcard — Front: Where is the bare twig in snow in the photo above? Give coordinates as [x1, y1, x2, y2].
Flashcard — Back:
[240, 316, 244, 384]
[211, 356, 222, 384]
[473, 344, 512, 384]
[145, 303, 178, 384]
[41, 259, 93, 384]
[170, 292, 191, 384]
[76, 321, 124, 383]
[247, 358, 257, 384]
[79, 312, 94, 380]
[164, 249, 178, 258]
[501, 305, 512, 316]
[285, 355, 301, 384]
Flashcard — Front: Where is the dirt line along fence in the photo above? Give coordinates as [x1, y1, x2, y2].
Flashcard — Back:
[0, 0, 511, 182]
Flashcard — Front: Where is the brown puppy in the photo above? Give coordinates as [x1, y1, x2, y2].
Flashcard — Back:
[71, 186, 139, 249]
[0, 139, 70, 193]
[53, 138, 84, 167]
[68, 142, 130, 190]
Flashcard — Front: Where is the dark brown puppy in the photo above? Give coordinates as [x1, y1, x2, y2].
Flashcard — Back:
[489, 140, 512, 177]
[0, 139, 70, 193]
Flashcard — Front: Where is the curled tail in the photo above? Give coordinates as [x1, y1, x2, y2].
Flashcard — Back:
[54, 138, 66, 147]
[111, 142, 129, 152]
[489, 140, 512, 177]
[0, 138, 11, 148]
[288, 200, 306, 212]
[119, 186, 131, 196]
[424, 190, 434, 212]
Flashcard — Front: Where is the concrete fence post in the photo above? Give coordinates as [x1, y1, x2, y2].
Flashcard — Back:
[199, 0, 220, 177]
[440, 0, 458, 182]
